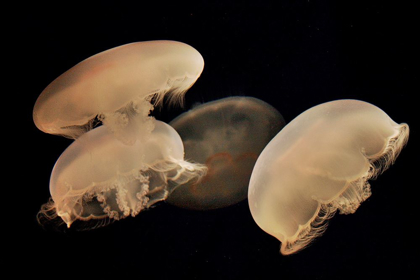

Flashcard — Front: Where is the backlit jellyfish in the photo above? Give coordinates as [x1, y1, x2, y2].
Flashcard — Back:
[167, 97, 285, 210]
[33, 40, 204, 143]
[248, 99, 409, 255]
[34, 41, 207, 228]
[42, 121, 206, 228]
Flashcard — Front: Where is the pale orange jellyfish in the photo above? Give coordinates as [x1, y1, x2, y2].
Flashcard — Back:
[34, 41, 207, 228]
[40, 121, 206, 228]
[33, 40, 204, 143]
[167, 97, 285, 210]
[248, 99, 409, 255]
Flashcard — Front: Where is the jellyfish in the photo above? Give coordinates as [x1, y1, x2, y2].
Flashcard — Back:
[33, 40, 204, 143]
[167, 97, 285, 210]
[34, 40, 207, 228]
[248, 99, 409, 255]
[40, 120, 206, 228]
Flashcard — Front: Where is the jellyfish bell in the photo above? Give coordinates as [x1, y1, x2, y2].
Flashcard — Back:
[38, 120, 207, 228]
[167, 97, 285, 210]
[248, 99, 409, 255]
[33, 40, 204, 143]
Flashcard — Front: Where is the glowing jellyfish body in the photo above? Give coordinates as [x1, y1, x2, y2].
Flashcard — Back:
[248, 99, 409, 255]
[44, 121, 205, 228]
[167, 97, 285, 210]
[34, 41, 207, 228]
[33, 40, 204, 142]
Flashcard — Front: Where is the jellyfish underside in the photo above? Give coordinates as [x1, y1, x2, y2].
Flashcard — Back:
[167, 97, 285, 210]
[39, 121, 206, 228]
[248, 100, 409, 255]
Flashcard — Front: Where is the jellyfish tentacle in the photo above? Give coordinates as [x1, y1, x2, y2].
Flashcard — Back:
[368, 123, 409, 177]
[280, 203, 337, 255]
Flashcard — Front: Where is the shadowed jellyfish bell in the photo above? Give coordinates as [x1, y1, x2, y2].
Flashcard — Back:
[167, 97, 285, 210]
[33, 40, 204, 143]
[248, 99, 409, 255]
[40, 120, 206, 228]
[34, 40, 207, 228]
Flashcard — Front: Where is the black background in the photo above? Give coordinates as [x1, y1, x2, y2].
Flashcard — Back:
[13, 1, 417, 279]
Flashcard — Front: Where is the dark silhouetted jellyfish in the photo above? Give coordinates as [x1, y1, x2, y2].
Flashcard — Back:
[167, 97, 285, 210]
[34, 41, 207, 228]
[248, 99, 409, 255]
